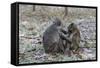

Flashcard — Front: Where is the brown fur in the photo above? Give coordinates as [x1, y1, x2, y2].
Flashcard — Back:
[68, 23, 80, 51]
[64, 23, 81, 56]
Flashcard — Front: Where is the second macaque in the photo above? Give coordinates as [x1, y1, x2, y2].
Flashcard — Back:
[67, 23, 80, 54]
[60, 23, 81, 56]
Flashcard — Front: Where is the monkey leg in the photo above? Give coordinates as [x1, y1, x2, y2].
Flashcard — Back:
[58, 38, 65, 53]
[64, 43, 73, 57]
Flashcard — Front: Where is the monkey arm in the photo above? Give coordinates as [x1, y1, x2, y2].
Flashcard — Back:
[59, 32, 72, 43]
[69, 30, 77, 39]
[60, 28, 68, 34]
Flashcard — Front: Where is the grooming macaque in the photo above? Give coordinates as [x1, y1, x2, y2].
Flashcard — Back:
[43, 18, 65, 54]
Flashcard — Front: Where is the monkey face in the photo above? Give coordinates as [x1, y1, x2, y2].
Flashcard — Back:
[68, 25, 73, 33]
[68, 23, 76, 33]
[68, 27, 73, 33]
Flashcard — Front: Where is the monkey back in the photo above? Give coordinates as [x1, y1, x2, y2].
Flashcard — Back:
[43, 23, 62, 53]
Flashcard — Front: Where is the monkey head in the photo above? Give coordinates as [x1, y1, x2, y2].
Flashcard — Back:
[68, 23, 77, 33]
[53, 18, 62, 26]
